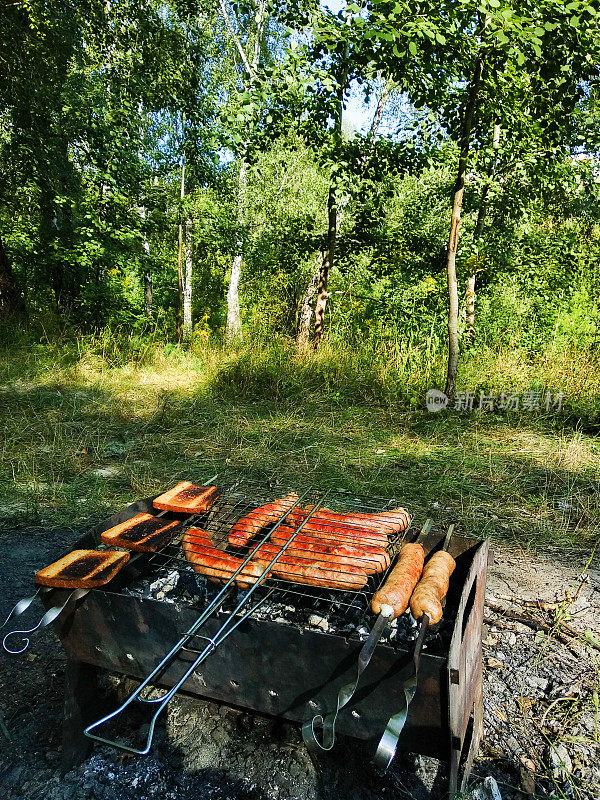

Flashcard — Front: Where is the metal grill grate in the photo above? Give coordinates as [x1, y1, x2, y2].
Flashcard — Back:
[98, 481, 413, 624]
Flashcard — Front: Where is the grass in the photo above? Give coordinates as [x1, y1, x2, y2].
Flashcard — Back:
[0, 331, 599, 552]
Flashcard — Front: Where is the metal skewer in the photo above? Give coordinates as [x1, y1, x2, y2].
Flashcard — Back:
[2, 587, 45, 629]
[373, 523, 455, 770]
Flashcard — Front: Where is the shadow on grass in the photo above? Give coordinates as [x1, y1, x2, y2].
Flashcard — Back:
[0, 362, 598, 551]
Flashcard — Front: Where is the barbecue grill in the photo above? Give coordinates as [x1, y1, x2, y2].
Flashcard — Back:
[27, 481, 489, 797]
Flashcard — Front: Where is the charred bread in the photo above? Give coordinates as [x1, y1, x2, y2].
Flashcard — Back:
[35, 549, 130, 589]
[153, 482, 219, 513]
[101, 513, 180, 552]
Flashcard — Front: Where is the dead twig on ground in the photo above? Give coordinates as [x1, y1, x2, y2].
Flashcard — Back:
[487, 595, 600, 655]
[486, 601, 584, 658]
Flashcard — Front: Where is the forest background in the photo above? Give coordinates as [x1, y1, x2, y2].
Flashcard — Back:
[1, 0, 599, 548]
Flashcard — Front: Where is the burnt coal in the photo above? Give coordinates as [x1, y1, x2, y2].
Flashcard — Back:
[120, 560, 452, 652]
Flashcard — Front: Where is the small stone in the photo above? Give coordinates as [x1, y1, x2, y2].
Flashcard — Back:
[466, 776, 503, 799]
[519, 755, 536, 797]
[526, 675, 548, 691]
[505, 734, 522, 755]
[506, 632, 517, 646]
[91, 466, 120, 478]
[548, 742, 572, 781]
[557, 499, 573, 511]
[483, 634, 499, 646]
[308, 614, 329, 632]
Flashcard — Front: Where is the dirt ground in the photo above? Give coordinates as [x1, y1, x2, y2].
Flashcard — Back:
[0, 527, 599, 800]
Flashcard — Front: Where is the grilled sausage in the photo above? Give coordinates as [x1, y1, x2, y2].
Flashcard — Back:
[294, 520, 387, 547]
[409, 550, 456, 625]
[287, 512, 388, 547]
[371, 542, 425, 618]
[251, 542, 368, 591]
[292, 506, 410, 536]
[228, 493, 298, 547]
[183, 529, 268, 590]
[271, 525, 390, 574]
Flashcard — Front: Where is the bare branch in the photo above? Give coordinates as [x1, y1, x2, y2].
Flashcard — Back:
[252, 0, 268, 73]
[219, 0, 256, 80]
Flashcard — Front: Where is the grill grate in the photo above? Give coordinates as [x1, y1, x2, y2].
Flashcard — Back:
[99, 481, 413, 626]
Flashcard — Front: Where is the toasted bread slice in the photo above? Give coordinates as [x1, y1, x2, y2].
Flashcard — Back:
[153, 482, 219, 513]
[36, 549, 130, 589]
[101, 513, 180, 552]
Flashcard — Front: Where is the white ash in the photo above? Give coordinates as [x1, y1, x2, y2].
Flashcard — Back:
[308, 614, 329, 632]
[120, 563, 452, 650]
[149, 571, 180, 601]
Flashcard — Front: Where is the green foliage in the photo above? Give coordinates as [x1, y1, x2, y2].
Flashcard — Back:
[1, 0, 600, 400]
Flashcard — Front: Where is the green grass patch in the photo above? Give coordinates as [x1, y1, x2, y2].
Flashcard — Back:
[0, 332, 598, 552]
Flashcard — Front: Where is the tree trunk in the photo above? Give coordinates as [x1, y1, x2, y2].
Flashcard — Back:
[465, 123, 499, 342]
[0, 231, 24, 317]
[296, 253, 321, 349]
[222, 0, 267, 345]
[176, 136, 186, 341]
[182, 217, 193, 343]
[140, 207, 153, 320]
[144, 272, 153, 320]
[444, 53, 484, 400]
[313, 49, 346, 351]
[314, 187, 337, 348]
[464, 186, 488, 341]
[366, 80, 391, 143]
[465, 272, 477, 340]
[40, 188, 65, 313]
[226, 157, 247, 343]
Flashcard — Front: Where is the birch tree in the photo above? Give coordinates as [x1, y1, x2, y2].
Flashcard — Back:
[220, 0, 269, 343]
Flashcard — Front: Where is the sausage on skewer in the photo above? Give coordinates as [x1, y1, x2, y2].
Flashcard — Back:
[183, 529, 268, 590]
[270, 525, 390, 574]
[370, 541, 425, 618]
[228, 493, 299, 547]
[251, 542, 368, 591]
[289, 507, 410, 539]
[409, 550, 456, 625]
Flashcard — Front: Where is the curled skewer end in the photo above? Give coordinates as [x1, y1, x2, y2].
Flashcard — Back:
[3, 630, 32, 655]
